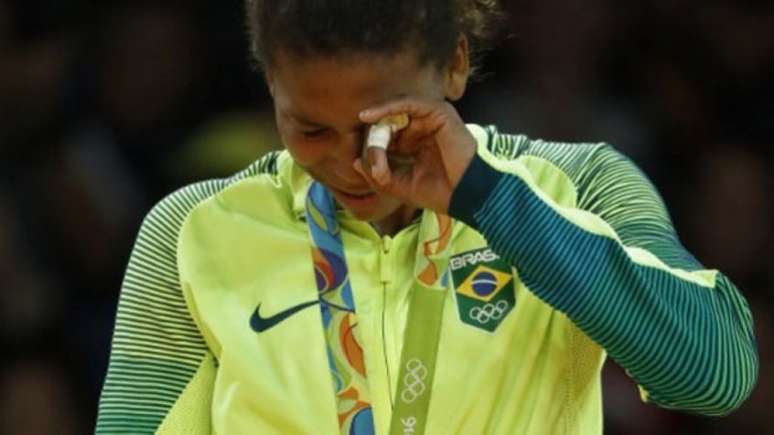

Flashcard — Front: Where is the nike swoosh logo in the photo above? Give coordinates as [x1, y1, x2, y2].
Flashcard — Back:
[250, 299, 320, 333]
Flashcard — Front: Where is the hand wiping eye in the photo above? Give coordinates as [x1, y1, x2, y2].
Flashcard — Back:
[361, 113, 412, 184]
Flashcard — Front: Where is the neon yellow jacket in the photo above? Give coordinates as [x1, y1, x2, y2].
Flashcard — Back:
[96, 125, 757, 434]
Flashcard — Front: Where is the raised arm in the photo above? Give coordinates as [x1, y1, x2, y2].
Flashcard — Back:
[354, 97, 757, 415]
[448, 139, 758, 416]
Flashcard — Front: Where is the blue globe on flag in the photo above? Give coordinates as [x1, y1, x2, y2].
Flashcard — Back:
[471, 271, 498, 297]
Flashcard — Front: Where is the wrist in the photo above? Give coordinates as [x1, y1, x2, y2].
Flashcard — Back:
[448, 133, 479, 191]
[447, 152, 504, 229]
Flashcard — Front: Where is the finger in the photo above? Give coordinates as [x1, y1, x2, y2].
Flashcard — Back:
[390, 121, 435, 156]
[353, 158, 378, 190]
[355, 156, 411, 203]
[366, 147, 392, 186]
[354, 157, 392, 193]
[359, 98, 436, 124]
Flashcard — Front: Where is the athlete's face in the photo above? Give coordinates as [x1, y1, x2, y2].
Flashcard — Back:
[266, 48, 466, 228]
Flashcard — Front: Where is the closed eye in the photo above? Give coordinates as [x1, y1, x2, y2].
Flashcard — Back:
[301, 127, 328, 138]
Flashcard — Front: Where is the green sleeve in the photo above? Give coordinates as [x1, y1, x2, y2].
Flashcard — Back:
[95, 152, 280, 434]
[449, 131, 758, 416]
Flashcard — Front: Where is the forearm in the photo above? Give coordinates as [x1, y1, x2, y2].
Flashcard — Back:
[449, 152, 758, 415]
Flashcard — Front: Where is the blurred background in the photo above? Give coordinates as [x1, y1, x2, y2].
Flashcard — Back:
[0, 0, 770, 433]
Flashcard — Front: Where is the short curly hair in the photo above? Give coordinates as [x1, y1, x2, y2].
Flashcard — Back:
[245, 0, 504, 73]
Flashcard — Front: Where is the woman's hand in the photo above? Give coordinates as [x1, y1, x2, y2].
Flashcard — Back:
[354, 98, 478, 215]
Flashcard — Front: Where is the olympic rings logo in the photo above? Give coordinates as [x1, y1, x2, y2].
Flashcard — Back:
[400, 358, 428, 404]
[469, 300, 510, 324]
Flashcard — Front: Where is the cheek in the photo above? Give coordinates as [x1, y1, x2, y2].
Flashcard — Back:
[278, 128, 329, 168]
[282, 132, 362, 173]
[283, 137, 327, 168]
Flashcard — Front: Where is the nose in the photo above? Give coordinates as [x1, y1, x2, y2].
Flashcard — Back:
[338, 129, 365, 161]
[329, 129, 366, 177]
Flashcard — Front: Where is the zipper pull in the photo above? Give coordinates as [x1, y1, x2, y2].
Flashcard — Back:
[382, 235, 393, 254]
[380, 235, 393, 283]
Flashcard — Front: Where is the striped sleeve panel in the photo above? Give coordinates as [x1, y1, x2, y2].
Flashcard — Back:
[96, 152, 281, 434]
[449, 130, 758, 416]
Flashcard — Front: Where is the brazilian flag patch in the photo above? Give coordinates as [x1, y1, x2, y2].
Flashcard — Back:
[450, 248, 515, 333]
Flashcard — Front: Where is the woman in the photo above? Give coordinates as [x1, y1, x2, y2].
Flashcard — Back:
[96, 1, 757, 434]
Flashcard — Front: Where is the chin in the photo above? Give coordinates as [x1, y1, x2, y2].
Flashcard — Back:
[343, 206, 382, 222]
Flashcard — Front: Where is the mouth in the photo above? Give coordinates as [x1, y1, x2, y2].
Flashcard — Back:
[330, 186, 375, 198]
[329, 187, 378, 208]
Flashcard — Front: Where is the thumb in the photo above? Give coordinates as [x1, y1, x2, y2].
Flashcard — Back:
[353, 158, 409, 200]
[365, 147, 392, 186]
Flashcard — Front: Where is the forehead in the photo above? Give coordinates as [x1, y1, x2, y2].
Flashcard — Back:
[269, 51, 440, 122]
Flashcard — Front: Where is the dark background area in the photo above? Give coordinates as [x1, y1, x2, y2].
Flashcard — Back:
[0, 0, 771, 433]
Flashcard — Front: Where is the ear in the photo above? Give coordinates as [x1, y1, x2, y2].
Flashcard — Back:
[444, 34, 471, 101]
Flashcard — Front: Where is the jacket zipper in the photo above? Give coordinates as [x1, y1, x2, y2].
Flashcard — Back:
[381, 283, 394, 410]
[380, 235, 394, 410]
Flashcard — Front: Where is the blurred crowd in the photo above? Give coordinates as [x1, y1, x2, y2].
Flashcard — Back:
[0, 0, 771, 433]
